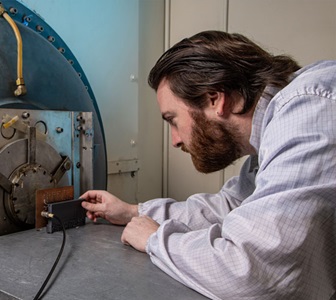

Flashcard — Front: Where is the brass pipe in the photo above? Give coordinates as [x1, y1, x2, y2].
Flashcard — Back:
[0, 5, 27, 96]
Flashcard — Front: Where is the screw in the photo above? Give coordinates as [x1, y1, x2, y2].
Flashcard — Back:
[23, 16, 31, 23]
[9, 7, 17, 14]
[64, 161, 72, 170]
[48, 36, 55, 43]
[36, 25, 44, 32]
[22, 112, 30, 119]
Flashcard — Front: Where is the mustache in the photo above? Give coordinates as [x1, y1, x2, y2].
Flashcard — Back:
[181, 144, 190, 153]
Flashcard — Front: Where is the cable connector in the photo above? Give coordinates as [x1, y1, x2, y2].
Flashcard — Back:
[41, 211, 54, 219]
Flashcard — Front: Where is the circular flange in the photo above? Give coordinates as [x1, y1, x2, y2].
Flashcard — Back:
[0, 138, 69, 229]
[5, 164, 54, 226]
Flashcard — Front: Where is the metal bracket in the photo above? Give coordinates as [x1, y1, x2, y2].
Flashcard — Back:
[51, 156, 72, 184]
[0, 172, 12, 193]
[108, 159, 140, 175]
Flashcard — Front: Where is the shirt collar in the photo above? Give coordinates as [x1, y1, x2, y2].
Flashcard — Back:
[249, 86, 281, 153]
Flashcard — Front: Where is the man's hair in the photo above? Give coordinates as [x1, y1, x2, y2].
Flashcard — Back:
[148, 31, 301, 114]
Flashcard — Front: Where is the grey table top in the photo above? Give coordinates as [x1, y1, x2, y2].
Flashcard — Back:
[0, 221, 207, 300]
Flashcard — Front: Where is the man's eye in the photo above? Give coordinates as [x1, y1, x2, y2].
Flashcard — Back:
[166, 117, 175, 126]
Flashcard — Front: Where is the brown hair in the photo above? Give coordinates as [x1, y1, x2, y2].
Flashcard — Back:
[148, 31, 300, 114]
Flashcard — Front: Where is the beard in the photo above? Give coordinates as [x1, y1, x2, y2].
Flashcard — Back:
[182, 110, 243, 174]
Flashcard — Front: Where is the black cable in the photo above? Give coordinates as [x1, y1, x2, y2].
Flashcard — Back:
[33, 214, 66, 300]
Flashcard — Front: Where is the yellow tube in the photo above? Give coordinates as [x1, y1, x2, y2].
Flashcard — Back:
[3, 115, 19, 129]
[1, 7, 26, 96]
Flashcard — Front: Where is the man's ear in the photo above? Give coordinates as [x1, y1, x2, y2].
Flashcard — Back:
[207, 92, 226, 117]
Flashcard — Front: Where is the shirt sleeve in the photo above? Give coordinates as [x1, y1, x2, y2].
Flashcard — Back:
[143, 90, 336, 299]
[139, 155, 258, 230]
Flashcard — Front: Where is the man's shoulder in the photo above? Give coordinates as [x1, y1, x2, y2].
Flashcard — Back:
[273, 60, 336, 106]
[288, 60, 336, 97]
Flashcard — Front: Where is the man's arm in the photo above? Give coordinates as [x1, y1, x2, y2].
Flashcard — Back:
[139, 155, 258, 230]
[143, 93, 336, 299]
[119, 154, 257, 252]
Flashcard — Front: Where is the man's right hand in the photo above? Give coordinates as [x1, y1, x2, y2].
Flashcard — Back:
[80, 190, 138, 225]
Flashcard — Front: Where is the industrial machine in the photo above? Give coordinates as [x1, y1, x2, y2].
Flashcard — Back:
[0, 0, 107, 235]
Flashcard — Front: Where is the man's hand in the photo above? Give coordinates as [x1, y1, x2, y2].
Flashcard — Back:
[121, 215, 159, 252]
[81, 190, 138, 225]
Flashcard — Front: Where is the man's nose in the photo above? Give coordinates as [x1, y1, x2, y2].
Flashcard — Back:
[171, 128, 182, 148]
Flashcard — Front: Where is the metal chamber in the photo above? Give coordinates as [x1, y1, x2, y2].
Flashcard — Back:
[0, 0, 107, 235]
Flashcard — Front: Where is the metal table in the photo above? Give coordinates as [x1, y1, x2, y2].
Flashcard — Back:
[0, 221, 207, 300]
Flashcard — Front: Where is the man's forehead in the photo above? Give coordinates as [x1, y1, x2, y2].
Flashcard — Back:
[157, 80, 190, 113]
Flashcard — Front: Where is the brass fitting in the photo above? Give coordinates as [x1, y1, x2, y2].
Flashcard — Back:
[41, 211, 54, 219]
[14, 78, 27, 96]
[0, 5, 6, 16]
[14, 85, 27, 97]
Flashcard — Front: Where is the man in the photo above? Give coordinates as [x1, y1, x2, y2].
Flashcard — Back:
[81, 31, 336, 299]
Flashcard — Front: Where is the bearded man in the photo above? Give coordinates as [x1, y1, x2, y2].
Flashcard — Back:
[81, 31, 336, 300]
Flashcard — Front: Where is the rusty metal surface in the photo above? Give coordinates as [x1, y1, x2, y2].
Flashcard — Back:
[35, 186, 74, 229]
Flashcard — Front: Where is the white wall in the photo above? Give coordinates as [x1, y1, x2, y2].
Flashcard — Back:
[228, 0, 336, 66]
[138, 0, 165, 202]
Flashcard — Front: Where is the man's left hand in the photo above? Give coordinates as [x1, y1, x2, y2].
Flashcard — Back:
[121, 215, 159, 252]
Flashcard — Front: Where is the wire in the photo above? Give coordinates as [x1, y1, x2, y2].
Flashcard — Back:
[33, 213, 66, 300]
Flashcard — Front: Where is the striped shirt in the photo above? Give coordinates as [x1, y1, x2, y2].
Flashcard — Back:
[140, 60, 336, 300]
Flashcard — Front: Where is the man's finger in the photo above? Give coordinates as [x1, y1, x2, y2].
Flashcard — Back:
[81, 201, 104, 212]
[80, 190, 104, 203]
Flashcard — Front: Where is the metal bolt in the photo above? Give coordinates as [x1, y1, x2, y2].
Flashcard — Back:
[36, 25, 44, 32]
[56, 127, 63, 133]
[76, 162, 81, 168]
[48, 36, 55, 43]
[23, 16, 31, 23]
[9, 7, 17, 14]
[22, 112, 30, 119]
[64, 161, 72, 170]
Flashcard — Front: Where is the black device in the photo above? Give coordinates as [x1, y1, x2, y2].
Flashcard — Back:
[46, 198, 86, 233]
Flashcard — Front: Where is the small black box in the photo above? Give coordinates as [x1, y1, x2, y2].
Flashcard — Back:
[46, 198, 86, 233]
